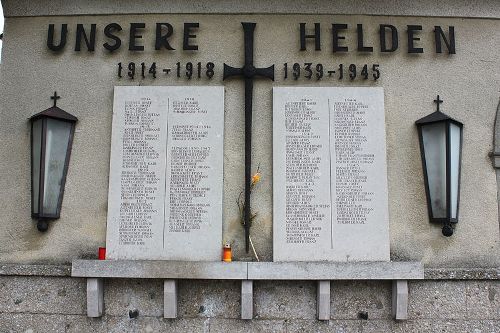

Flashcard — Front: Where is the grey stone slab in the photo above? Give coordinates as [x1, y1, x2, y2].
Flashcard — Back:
[466, 320, 500, 332]
[286, 319, 362, 333]
[317, 281, 330, 320]
[210, 319, 286, 333]
[391, 319, 435, 333]
[424, 268, 500, 280]
[273, 87, 389, 262]
[106, 86, 224, 261]
[0, 264, 71, 277]
[0, 313, 68, 333]
[103, 278, 164, 317]
[164, 279, 178, 319]
[254, 281, 316, 319]
[177, 280, 241, 319]
[330, 281, 392, 320]
[465, 281, 500, 319]
[360, 320, 393, 333]
[393, 320, 495, 333]
[4, 0, 500, 18]
[72, 260, 248, 279]
[432, 320, 469, 333]
[0, 276, 86, 315]
[241, 280, 253, 320]
[248, 261, 423, 280]
[64, 315, 108, 333]
[394, 320, 470, 333]
[87, 278, 104, 317]
[392, 280, 408, 320]
[408, 280, 467, 319]
[104, 316, 209, 333]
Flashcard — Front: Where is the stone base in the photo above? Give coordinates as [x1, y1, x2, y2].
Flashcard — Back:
[1, 269, 499, 332]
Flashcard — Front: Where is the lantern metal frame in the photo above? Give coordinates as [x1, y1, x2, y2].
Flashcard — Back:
[30, 104, 77, 230]
[415, 108, 463, 236]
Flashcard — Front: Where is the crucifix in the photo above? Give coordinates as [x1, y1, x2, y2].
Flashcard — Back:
[51, 91, 61, 107]
[434, 95, 443, 112]
[224, 22, 274, 253]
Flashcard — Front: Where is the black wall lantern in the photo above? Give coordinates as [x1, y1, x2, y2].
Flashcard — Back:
[30, 92, 77, 232]
[415, 96, 463, 237]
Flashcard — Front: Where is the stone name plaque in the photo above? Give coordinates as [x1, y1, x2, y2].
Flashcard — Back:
[106, 86, 224, 260]
[273, 87, 389, 262]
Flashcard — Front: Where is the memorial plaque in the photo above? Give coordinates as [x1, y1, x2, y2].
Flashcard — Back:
[273, 87, 389, 262]
[106, 86, 224, 260]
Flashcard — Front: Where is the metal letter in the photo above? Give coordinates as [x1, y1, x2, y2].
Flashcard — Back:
[47, 24, 67, 52]
[300, 23, 321, 51]
[156, 23, 175, 50]
[103, 23, 122, 52]
[434, 26, 455, 54]
[407, 25, 423, 54]
[183, 23, 199, 51]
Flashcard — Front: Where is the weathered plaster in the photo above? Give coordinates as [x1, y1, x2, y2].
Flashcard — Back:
[2, 0, 500, 19]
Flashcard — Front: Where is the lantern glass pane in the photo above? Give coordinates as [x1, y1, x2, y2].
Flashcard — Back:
[32, 119, 43, 214]
[422, 122, 447, 218]
[449, 123, 461, 219]
[42, 119, 72, 215]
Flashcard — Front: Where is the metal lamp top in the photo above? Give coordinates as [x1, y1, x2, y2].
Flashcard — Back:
[29, 92, 78, 122]
[415, 95, 463, 127]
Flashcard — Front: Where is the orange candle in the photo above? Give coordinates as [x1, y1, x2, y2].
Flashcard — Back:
[222, 243, 232, 262]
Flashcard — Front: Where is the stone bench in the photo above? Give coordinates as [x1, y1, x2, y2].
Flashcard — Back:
[71, 260, 423, 321]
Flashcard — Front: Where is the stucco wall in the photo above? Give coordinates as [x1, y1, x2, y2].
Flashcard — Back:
[3, 0, 500, 18]
[0, 6, 499, 266]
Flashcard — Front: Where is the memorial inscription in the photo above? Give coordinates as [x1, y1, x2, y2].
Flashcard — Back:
[106, 86, 224, 260]
[273, 87, 389, 262]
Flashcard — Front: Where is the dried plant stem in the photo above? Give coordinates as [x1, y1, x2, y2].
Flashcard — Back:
[249, 236, 260, 262]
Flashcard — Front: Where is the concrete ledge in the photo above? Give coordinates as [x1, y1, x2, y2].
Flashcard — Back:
[72, 260, 424, 280]
[72, 260, 248, 279]
[424, 268, 500, 280]
[0, 264, 71, 277]
[247, 262, 424, 280]
[3, 0, 500, 18]
[6, 263, 499, 280]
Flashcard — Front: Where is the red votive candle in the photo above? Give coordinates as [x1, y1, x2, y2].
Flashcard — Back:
[98, 247, 106, 260]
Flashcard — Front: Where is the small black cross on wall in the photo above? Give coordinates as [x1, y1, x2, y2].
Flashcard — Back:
[434, 95, 443, 112]
[51, 91, 61, 107]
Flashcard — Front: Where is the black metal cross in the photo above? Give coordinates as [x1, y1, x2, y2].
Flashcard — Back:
[434, 95, 443, 112]
[223, 22, 274, 253]
[51, 91, 61, 107]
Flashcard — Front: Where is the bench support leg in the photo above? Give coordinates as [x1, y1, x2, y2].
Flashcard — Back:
[241, 280, 253, 319]
[164, 279, 178, 318]
[392, 280, 408, 320]
[317, 280, 330, 320]
[86, 278, 104, 317]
